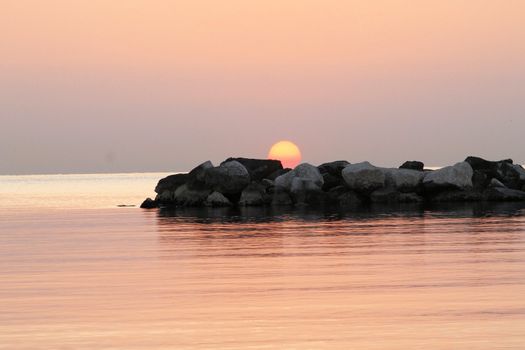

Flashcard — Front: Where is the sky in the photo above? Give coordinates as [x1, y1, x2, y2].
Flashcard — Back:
[1, 0, 524, 174]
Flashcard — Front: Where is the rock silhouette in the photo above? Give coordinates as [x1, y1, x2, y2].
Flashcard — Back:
[141, 156, 525, 209]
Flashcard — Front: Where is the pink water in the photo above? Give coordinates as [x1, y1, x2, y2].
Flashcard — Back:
[1, 174, 525, 349]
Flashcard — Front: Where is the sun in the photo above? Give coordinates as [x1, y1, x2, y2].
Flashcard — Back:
[267, 140, 302, 169]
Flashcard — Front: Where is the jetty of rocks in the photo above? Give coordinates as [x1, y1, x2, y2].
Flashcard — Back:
[140, 156, 525, 209]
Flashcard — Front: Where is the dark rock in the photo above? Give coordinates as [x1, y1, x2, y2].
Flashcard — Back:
[428, 190, 482, 202]
[155, 173, 189, 194]
[399, 192, 424, 203]
[337, 191, 363, 207]
[464, 156, 525, 189]
[342, 162, 386, 194]
[221, 157, 283, 181]
[322, 172, 345, 191]
[173, 184, 212, 206]
[204, 161, 250, 195]
[370, 188, 400, 203]
[187, 161, 214, 189]
[266, 168, 291, 181]
[399, 161, 424, 171]
[140, 197, 158, 209]
[272, 191, 293, 206]
[318, 160, 350, 175]
[239, 182, 269, 206]
[204, 191, 232, 207]
[484, 187, 525, 201]
[290, 177, 326, 206]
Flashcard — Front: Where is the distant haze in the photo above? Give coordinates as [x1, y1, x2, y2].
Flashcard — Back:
[1, 1, 524, 174]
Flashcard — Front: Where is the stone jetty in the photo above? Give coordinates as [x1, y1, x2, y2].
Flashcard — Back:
[140, 156, 525, 209]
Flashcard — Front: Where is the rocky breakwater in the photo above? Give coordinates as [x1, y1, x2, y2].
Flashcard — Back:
[140, 156, 525, 209]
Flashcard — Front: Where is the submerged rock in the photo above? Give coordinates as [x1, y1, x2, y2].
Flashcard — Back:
[140, 197, 158, 209]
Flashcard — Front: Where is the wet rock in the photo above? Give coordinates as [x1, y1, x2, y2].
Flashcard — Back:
[399, 161, 424, 171]
[204, 191, 232, 207]
[140, 197, 158, 209]
[423, 162, 473, 191]
[342, 162, 386, 194]
[221, 157, 283, 181]
[428, 189, 481, 202]
[370, 187, 400, 203]
[272, 191, 293, 206]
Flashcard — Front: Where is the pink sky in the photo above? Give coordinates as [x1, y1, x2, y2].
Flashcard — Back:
[1, 1, 524, 174]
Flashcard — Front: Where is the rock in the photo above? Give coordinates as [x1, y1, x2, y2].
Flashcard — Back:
[489, 178, 506, 188]
[399, 193, 424, 203]
[337, 190, 363, 207]
[140, 197, 158, 209]
[204, 191, 232, 207]
[274, 163, 324, 191]
[239, 182, 269, 206]
[370, 187, 400, 203]
[173, 184, 211, 206]
[321, 172, 345, 191]
[318, 161, 350, 175]
[290, 177, 325, 206]
[428, 189, 481, 202]
[384, 168, 425, 192]
[464, 156, 523, 189]
[221, 157, 283, 181]
[484, 187, 525, 201]
[272, 191, 293, 206]
[155, 173, 189, 194]
[422, 162, 473, 190]
[186, 161, 214, 189]
[204, 161, 251, 195]
[266, 168, 291, 181]
[399, 161, 424, 171]
[342, 162, 386, 194]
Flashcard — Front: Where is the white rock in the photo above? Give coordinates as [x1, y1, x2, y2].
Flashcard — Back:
[342, 162, 386, 193]
[423, 162, 473, 189]
[274, 163, 323, 191]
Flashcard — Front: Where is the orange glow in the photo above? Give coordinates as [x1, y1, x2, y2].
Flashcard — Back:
[267, 141, 302, 169]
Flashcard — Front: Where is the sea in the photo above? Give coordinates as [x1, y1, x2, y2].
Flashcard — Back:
[1, 173, 525, 349]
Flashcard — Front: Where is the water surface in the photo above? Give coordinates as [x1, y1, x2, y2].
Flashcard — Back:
[1, 174, 525, 349]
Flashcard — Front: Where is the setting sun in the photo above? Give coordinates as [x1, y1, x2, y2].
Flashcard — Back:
[267, 140, 302, 169]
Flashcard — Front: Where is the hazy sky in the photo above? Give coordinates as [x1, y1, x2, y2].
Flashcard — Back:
[1, 1, 524, 174]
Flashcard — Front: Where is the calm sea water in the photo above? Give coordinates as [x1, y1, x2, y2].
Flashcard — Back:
[1, 173, 525, 349]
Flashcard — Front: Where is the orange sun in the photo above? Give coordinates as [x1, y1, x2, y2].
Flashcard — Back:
[267, 140, 302, 169]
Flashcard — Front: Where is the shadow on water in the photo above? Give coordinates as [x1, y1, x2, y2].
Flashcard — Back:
[155, 201, 525, 225]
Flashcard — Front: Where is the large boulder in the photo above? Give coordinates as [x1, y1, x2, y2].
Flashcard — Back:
[384, 168, 425, 192]
[155, 173, 189, 194]
[239, 182, 269, 206]
[342, 162, 386, 194]
[399, 161, 424, 171]
[274, 163, 324, 191]
[221, 157, 283, 181]
[187, 161, 214, 189]
[484, 187, 525, 201]
[272, 191, 293, 206]
[290, 177, 325, 206]
[204, 161, 251, 195]
[318, 160, 350, 191]
[422, 162, 473, 191]
[173, 184, 211, 206]
[464, 156, 525, 190]
[204, 191, 232, 207]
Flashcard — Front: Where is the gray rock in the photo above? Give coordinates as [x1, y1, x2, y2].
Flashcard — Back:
[370, 187, 400, 203]
[204, 161, 250, 195]
[239, 182, 268, 206]
[204, 191, 232, 207]
[342, 162, 386, 194]
[290, 177, 325, 206]
[187, 161, 214, 188]
[274, 163, 324, 191]
[428, 189, 481, 202]
[173, 184, 211, 206]
[384, 168, 424, 192]
[423, 162, 473, 190]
